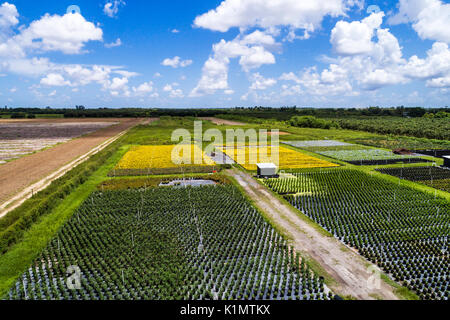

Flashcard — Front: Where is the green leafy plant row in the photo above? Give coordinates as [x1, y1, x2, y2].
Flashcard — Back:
[263, 169, 449, 300]
[7, 186, 331, 300]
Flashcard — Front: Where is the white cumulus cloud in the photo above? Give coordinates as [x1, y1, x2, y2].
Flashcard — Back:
[105, 38, 122, 48]
[104, 1, 126, 18]
[402, 42, 450, 85]
[163, 83, 184, 98]
[249, 73, 277, 90]
[133, 81, 154, 94]
[0, 2, 18, 33]
[389, 0, 450, 44]
[194, 0, 356, 34]
[191, 1, 362, 97]
[190, 31, 276, 97]
[331, 12, 384, 55]
[0, 9, 103, 57]
[40, 73, 71, 86]
[161, 56, 193, 68]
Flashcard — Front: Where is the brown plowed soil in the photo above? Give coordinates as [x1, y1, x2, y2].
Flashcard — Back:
[0, 118, 122, 123]
[0, 118, 149, 205]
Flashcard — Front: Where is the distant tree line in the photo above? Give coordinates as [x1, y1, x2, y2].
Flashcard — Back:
[289, 116, 338, 130]
[0, 105, 448, 121]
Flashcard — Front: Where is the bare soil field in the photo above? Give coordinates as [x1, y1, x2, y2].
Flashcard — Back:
[0, 118, 121, 124]
[200, 117, 247, 126]
[227, 168, 399, 300]
[0, 122, 116, 163]
[0, 118, 150, 209]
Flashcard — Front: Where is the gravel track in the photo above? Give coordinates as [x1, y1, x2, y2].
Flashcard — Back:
[226, 168, 400, 300]
[199, 117, 247, 126]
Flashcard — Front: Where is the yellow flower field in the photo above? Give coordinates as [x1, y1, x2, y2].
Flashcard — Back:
[218, 145, 338, 170]
[116, 145, 215, 170]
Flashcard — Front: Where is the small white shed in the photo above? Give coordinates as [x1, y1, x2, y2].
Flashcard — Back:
[257, 163, 278, 177]
[444, 156, 450, 168]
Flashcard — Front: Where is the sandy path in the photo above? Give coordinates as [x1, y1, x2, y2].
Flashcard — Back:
[200, 117, 247, 126]
[226, 169, 399, 300]
[0, 118, 154, 215]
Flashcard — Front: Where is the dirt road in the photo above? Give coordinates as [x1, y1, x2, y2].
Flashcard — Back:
[0, 118, 153, 215]
[227, 169, 399, 300]
[200, 117, 247, 126]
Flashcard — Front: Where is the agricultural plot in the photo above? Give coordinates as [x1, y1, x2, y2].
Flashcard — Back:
[283, 140, 354, 148]
[411, 150, 450, 159]
[282, 140, 374, 153]
[218, 145, 339, 171]
[113, 145, 216, 176]
[262, 169, 449, 300]
[0, 122, 115, 164]
[99, 175, 231, 191]
[7, 185, 330, 300]
[350, 137, 450, 151]
[318, 149, 431, 166]
[377, 167, 450, 193]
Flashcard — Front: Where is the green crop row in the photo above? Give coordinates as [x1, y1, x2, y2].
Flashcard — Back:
[7, 185, 330, 300]
[262, 169, 449, 300]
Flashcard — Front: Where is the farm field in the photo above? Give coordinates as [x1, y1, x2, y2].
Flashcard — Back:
[98, 174, 230, 191]
[218, 145, 339, 171]
[113, 145, 216, 176]
[0, 118, 145, 206]
[317, 149, 431, 166]
[199, 117, 247, 126]
[7, 184, 329, 300]
[377, 167, 450, 193]
[0, 116, 448, 303]
[216, 113, 450, 150]
[330, 117, 450, 141]
[2, 0, 450, 308]
[283, 140, 432, 166]
[411, 150, 450, 159]
[262, 169, 449, 300]
[223, 114, 450, 151]
[283, 140, 354, 148]
[0, 122, 116, 164]
[349, 137, 450, 151]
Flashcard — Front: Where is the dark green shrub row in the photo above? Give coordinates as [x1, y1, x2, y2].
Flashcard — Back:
[332, 117, 450, 140]
[8, 186, 329, 300]
[289, 116, 338, 130]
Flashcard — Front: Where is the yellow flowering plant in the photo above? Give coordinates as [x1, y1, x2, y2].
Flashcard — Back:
[218, 145, 338, 171]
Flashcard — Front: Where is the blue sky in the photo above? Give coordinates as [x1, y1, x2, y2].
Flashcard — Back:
[0, 0, 449, 108]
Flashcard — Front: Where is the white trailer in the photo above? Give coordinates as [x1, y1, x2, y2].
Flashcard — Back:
[257, 163, 278, 178]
